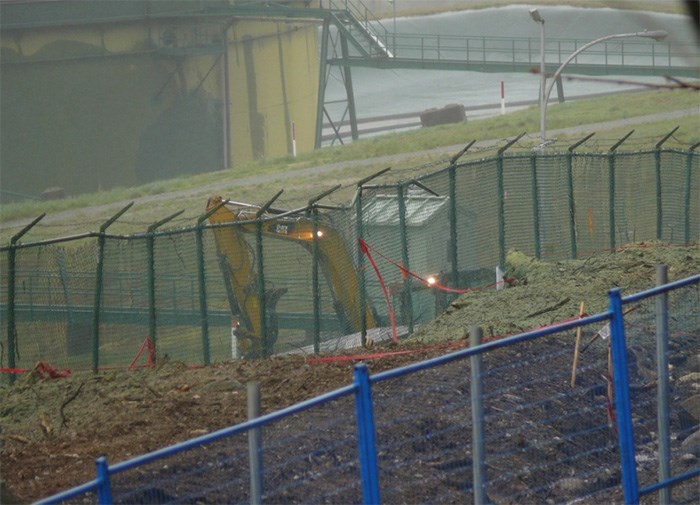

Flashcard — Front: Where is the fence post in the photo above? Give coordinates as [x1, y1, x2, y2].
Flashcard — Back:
[608, 288, 639, 505]
[497, 133, 525, 269]
[567, 133, 595, 259]
[355, 168, 391, 345]
[470, 325, 486, 504]
[6, 214, 44, 385]
[92, 203, 133, 373]
[529, 153, 541, 259]
[307, 185, 342, 354]
[354, 363, 380, 505]
[448, 142, 475, 291]
[254, 219, 269, 357]
[655, 264, 671, 505]
[355, 187, 367, 344]
[684, 142, 699, 245]
[248, 382, 263, 505]
[397, 182, 413, 334]
[195, 218, 211, 366]
[195, 200, 231, 364]
[146, 210, 184, 358]
[607, 131, 634, 251]
[95, 456, 112, 504]
[311, 207, 321, 353]
[654, 127, 679, 241]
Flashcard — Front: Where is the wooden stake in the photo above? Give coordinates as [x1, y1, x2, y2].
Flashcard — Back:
[570, 301, 586, 387]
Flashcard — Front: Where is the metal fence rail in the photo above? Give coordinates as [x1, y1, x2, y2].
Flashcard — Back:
[36, 275, 699, 504]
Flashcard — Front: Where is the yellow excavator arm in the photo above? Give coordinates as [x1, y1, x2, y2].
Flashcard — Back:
[206, 196, 376, 357]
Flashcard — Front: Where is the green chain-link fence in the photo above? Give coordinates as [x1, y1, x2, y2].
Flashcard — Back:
[2, 147, 698, 383]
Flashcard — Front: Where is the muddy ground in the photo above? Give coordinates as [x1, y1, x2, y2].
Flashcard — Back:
[1, 244, 698, 503]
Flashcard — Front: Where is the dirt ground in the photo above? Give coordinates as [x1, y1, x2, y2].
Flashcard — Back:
[1, 244, 698, 503]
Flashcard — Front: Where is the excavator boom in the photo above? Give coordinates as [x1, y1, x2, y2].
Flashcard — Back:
[206, 196, 376, 357]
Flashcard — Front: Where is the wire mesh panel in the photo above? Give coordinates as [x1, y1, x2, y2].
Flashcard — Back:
[614, 152, 657, 246]
[10, 240, 99, 373]
[98, 237, 150, 368]
[360, 186, 410, 328]
[108, 391, 360, 505]
[152, 228, 209, 364]
[110, 432, 253, 504]
[536, 153, 573, 260]
[454, 158, 500, 281]
[503, 154, 539, 258]
[372, 358, 475, 504]
[258, 394, 362, 503]
[572, 153, 612, 256]
[622, 281, 700, 504]
[481, 325, 620, 504]
[657, 150, 689, 244]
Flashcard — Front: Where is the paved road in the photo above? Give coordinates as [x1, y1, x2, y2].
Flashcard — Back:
[2, 106, 698, 232]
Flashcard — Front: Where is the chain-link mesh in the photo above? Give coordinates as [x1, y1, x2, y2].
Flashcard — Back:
[622, 282, 700, 504]
[482, 326, 619, 503]
[2, 149, 698, 381]
[107, 391, 360, 504]
[372, 359, 475, 503]
[35, 277, 697, 504]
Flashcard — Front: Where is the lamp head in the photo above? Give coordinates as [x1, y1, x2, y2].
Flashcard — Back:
[529, 8, 543, 23]
[642, 30, 668, 41]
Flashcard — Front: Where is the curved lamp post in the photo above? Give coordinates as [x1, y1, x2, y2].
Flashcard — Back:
[529, 9, 667, 146]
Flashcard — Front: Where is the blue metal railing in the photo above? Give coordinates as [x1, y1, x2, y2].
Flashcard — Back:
[35, 275, 699, 504]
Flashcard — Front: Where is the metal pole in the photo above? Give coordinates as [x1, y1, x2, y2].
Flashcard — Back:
[146, 210, 184, 358]
[255, 220, 268, 357]
[95, 456, 112, 505]
[355, 188, 368, 345]
[6, 214, 45, 385]
[470, 325, 486, 504]
[497, 133, 525, 269]
[540, 29, 666, 146]
[530, 153, 541, 259]
[92, 203, 133, 373]
[655, 264, 671, 505]
[195, 202, 228, 366]
[538, 18, 545, 144]
[397, 183, 413, 334]
[353, 168, 390, 345]
[353, 363, 380, 504]
[340, 34, 359, 141]
[609, 288, 640, 505]
[247, 382, 263, 505]
[447, 142, 475, 291]
[311, 207, 321, 354]
[567, 133, 595, 259]
[608, 131, 635, 251]
[195, 223, 211, 365]
[448, 163, 459, 290]
[655, 127, 679, 241]
[315, 18, 330, 149]
[684, 143, 699, 245]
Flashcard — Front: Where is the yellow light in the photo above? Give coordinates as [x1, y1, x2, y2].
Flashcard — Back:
[316, 230, 324, 238]
[426, 275, 437, 286]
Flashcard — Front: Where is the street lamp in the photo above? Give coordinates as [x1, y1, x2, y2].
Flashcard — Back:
[389, 0, 396, 55]
[529, 11, 667, 146]
[529, 9, 545, 147]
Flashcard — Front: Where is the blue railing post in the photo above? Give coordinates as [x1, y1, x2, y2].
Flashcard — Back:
[608, 288, 639, 505]
[354, 363, 380, 504]
[95, 456, 112, 504]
